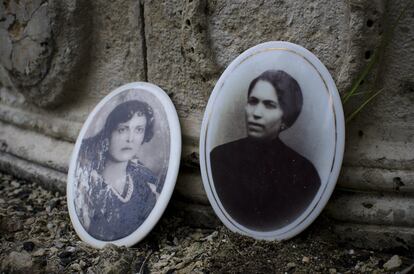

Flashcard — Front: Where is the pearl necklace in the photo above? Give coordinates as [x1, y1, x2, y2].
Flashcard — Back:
[109, 174, 134, 203]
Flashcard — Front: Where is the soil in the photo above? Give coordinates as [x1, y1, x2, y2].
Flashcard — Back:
[1, 171, 413, 273]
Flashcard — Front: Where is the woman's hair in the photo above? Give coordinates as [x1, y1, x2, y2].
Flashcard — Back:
[78, 100, 155, 173]
[247, 70, 303, 128]
[103, 100, 154, 143]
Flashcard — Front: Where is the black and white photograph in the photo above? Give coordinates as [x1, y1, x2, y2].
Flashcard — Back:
[200, 41, 345, 240]
[67, 83, 181, 248]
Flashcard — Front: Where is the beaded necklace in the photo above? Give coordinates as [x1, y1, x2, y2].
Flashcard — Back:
[108, 174, 134, 203]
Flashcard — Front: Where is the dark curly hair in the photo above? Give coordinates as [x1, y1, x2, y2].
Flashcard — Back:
[78, 100, 155, 173]
[103, 100, 154, 143]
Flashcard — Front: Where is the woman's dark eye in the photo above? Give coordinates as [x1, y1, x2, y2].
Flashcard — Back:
[248, 98, 259, 105]
[135, 127, 145, 134]
[265, 102, 277, 109]
[118, 127, 127, 133]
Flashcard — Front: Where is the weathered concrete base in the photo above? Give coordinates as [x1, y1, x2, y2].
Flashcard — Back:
[169, 200, 221, 229]
[326, 190, 414, 227]
[332, 222, 414, 250]
[0, 152, 66, 193]
[325, 188, 414, 249]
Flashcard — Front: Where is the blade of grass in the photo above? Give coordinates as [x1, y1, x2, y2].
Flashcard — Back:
[347, 91, 367, 97]
[384, 0, 414, 49]
[342, 0, 414, 105]
[342, 51, 379, 104]
[345, 88, 384, 123]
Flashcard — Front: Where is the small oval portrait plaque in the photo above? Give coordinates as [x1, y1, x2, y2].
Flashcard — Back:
[200, 41, 345, 240]
[67, 82, 181, 248]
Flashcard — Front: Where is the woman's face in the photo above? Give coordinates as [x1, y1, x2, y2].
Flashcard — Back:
[108, 113, 147, 162]
[245, 80, 284, 140]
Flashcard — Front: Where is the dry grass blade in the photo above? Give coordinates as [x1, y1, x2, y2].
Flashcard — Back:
[342, 0, 414, 120]
[345, 89, 384, 123]
[342, 51, 379, 104]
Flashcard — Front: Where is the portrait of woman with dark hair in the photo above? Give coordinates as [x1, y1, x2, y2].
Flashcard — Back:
[74, 100, 159, 241]
[210, 70, 321, 231]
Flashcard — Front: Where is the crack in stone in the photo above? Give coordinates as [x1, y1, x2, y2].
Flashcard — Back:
[29, 1, 47, 19]
[139, 0, 148, 82]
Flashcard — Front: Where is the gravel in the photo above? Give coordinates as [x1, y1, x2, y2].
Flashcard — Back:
[1, 171, 414, 273]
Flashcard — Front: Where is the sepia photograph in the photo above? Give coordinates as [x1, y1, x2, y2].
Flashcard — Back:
[67, 83, 181, 247]
[200, 41, 345, 240]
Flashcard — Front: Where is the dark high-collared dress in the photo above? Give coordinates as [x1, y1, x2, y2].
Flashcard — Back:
[210, 137, 321, 231]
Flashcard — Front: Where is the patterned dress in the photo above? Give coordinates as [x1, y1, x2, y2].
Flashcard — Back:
[75, 160, 158, 241]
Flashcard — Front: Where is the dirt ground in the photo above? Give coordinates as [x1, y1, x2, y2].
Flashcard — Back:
[1, 171, 413, 273]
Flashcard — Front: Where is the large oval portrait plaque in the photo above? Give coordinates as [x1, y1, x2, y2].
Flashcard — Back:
[200, 41, 345, 240]
[67, 82, 181, 248]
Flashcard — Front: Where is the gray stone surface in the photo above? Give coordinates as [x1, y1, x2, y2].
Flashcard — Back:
[145, 0, 384, 117]
[339, 165, 414, 192]
[0, 0, 146, 126]
[383, 255, 402, 271]
[0, 0, 413, 250]
[332, 222, 414, 249]
[0, 152, 66, 193]
[0, 29, 12, 70]
[0, 0, 92, 107]
[2, 251, 33, 273]
[326, 190, 414, 227]
[0, 120, 72, 172]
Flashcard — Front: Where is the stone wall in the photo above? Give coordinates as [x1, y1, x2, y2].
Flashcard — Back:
[0, 0, 413, 249]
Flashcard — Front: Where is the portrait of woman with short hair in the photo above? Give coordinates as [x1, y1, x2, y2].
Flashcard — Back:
[210, 70, 321, 231]
[74, 99, 165, 241]
[68, 83, 181, 247]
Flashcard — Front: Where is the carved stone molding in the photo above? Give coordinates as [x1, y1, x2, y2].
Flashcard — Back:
[0, 0, 92, 107]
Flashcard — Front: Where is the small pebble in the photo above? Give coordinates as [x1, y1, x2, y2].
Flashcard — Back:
[49, 247, 58, 254]
[71, 263, 82, 271]
[203, 231, 218, 242]
[54, 241, 64, 248]
[383, 255, 402, 271]
[32, 248, 45, 257]
[287, 262, 296, 269]
[190, 232, 204, 241]
[66, 246, 76, 253]
[302, 256, 310, 263]
[79, 260, 86, 268]
[13, 189, 22, 195]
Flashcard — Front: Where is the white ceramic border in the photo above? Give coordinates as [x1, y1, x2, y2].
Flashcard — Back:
[67, 82, 181, 248]
[199, 41, 345, 240]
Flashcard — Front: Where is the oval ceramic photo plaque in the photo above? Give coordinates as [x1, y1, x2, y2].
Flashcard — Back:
[200, 41, 345, 240]
[67, 82, 181, 248]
